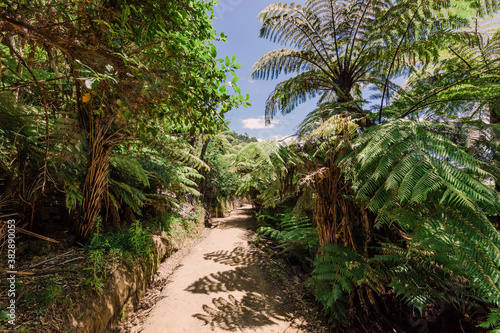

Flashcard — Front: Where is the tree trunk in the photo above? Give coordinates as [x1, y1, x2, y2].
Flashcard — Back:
[76, 117, 111, 241]
[313, 143, 372, 253]
[314, 164, 365, 249]
[198, 137, 212, 216]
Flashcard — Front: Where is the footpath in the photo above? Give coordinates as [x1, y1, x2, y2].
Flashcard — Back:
[140, 205, 303, 333]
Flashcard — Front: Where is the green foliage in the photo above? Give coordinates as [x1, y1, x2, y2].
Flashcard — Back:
[234, 140, 306, 209]
[0, 94, 41, 176]
[199, 130, 278, 215]
[225, 131, 259, 144]
[347, 119, 500, 312]
[83, 216, 107, 293]
[105, 133, 207, 219]
[384, 13, 500, 122]
[374, 240, 472, 311]
[183, 207, 204, 233]
[108, 179, 146, 216]
[0, 0, 250, 240]
[85, 221, 154, 257]
[203, 134, 240, 207]
[0, 310, 10, 322]
[64, 179, 83, 212]
[479, 308, 500, 332]
[257, 211, 318, 260]
[252, 0, 471, 125]
[350, 120, 499, 214]
[85, 248, 106, 294]
[308, 240, 474, 325]
[149, 213, 179, 232]
[111, 155, 149, 188]
[247, 1, 500, 330]
[83, 217, 155, 293]
[23, 276, 65, 308]
[308, 244, 368, 326]
[127, 221, 155, 256]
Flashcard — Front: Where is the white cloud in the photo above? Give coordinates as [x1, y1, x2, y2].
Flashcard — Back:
[241, 116, 281, 129]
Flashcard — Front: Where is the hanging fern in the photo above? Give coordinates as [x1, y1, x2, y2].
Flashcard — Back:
[111, 155, 149, 187]
[108, 179, 146, 215]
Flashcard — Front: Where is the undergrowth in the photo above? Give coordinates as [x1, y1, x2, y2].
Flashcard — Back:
[150, 208, 203, 236]
[82, 217, 155, 293]
[257, 210, 318, 263]
[82, 207, 203, 293]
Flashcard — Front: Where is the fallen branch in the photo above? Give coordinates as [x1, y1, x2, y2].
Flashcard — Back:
[0, 269, 78, 277]
[0, 270, 34, 276]
[59, 257, 84, 265]
[0, 213, 20, 218]
[0, 220, 59, 243]
[30, 250, 75, 268]
[43, 257, 85, 271]
[29, 269, 78, 277]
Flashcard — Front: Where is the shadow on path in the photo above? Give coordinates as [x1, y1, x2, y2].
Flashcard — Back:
[188, 238, 289, 331]
[185, 266, 264, 294]
[215, 206, 257, 231]
[193, 293, 287, 331]
[203, 246, 266, 267]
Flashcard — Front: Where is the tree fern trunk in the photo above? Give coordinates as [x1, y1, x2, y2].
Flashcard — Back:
[76, 117, 111, 241]
[313, 130, 372, 251]
[314, 160, 370, 251]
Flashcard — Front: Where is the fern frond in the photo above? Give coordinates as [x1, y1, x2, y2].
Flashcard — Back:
[351, 119, 500, 307]
[111, 155, 149, 187]
[108, 179, 145, 215]
[257, 212, 318, 258]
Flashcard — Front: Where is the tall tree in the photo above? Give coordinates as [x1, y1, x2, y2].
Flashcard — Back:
[251, 0, 468, 126]
[250, 0, 500, 330]
[252, 0, 470, 248]
[386, 14, 500, 189]
[0, 0, 247, 240]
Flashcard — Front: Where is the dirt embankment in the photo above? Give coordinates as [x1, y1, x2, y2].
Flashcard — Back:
[70, 211, 206, 333]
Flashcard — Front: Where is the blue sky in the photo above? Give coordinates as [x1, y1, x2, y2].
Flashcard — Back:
[212, 0, 314, 140]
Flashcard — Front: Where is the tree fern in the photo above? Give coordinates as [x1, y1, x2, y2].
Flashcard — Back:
[111, 155, 149, 188]
[385, 11, 500, 122]
[348, 119, 500, 308]
[248, 2, 500, 329]
[253, 0, 472, 126]
[108, 179, 146, 215]
[234, 140, 299, 206]
[258, 212, 318, 259]
[308, 243, 388, 327]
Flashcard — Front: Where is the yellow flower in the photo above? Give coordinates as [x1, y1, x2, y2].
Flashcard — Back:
[82, 93, 91, 103]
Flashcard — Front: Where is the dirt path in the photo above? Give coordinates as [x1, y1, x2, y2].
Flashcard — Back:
[140, 205, 303, 333]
